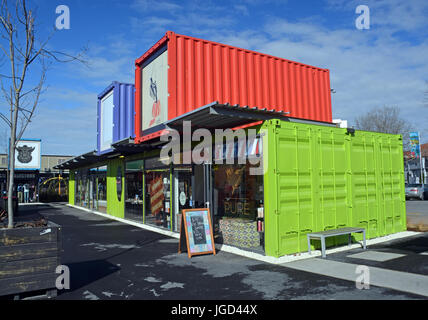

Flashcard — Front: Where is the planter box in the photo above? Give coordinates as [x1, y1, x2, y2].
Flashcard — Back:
[0, 221, 62, 298]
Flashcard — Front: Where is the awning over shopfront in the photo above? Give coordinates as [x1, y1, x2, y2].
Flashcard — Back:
[111, 137, 167, 155]
[55, 151, 99, 170]
[164, 101, 290, 131]
[54, 135, 169, 170]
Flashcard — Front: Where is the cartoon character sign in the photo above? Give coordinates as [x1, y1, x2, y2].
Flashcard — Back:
[142, 49, 168, 130]
[149, 77, 161, 127]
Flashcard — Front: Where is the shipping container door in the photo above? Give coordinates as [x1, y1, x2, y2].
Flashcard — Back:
[365, 134, 379, 238]
[318, 130, 336, 247]
[380, 138, 394, 234]
[332, 131, 349, 243]
[275, 125, 300, 254]
[390, 137, 406, 232]
[350, 136, 369, 237]
[295, 127, 315, 251]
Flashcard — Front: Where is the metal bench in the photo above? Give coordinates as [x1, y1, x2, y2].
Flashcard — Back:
[307, 227, 367, 258]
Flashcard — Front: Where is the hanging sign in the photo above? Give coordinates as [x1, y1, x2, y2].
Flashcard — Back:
[13, 139, 41, 170]
[178, 208, 216, 258]
[410, 132, 421, 160]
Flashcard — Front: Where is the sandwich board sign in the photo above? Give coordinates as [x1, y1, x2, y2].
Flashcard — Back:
[178, 208, 216, 258]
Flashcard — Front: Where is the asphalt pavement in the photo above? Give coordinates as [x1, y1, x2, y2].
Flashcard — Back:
[9, 203, 427, 300]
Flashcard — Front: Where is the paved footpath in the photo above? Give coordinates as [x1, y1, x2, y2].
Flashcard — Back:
[17, 203, 428, 300]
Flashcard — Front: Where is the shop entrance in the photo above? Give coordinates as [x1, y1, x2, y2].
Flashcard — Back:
[171, 164, 207, 232]
[173, 167, 193, 232]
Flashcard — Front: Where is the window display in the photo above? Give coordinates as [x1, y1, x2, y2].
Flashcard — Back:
[214, 163, 264, 249]
[144, 170, 171, 229]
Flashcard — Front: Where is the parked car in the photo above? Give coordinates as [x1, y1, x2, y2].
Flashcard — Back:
[405, 184, 428, 200]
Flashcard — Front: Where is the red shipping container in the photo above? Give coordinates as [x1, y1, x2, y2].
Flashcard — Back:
[135, 31, 332, 143]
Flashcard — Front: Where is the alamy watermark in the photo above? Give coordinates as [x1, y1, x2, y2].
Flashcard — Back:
[159, 121, 266, 176]
[56, 265, 70, 290]
[55, 5, 70, 30]
[355, 265, 370, 290]
[355, 5, 370, 30]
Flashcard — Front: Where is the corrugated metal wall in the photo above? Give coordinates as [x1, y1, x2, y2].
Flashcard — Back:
[116, 82, 135, 141]
[97, 82, 135, 155]
[262, 120, 406, 257]
[135, 31, 332, 143]
[169, 32, 332, 123]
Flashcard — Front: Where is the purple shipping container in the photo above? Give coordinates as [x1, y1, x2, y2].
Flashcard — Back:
[97, 82, 135, 155]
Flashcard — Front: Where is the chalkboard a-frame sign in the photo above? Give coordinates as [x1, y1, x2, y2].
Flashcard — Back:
[178, 208, 216, 258]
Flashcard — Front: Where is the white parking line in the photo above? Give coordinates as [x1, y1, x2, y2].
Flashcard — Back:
[347, 251, 406, 262]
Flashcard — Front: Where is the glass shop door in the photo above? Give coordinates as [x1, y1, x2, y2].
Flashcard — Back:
[173, 167, 193, 232]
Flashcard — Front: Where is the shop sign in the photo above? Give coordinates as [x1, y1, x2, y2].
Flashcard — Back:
[224, 199, 251, 217]
[100, 90, 114, 151]
[179, 191, 187, 206]
[142, 49, 168, 131]
[410, 132, 421, 160]
[13, 139, 41, 170]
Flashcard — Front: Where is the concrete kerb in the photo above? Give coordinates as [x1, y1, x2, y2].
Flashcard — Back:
[63, 203, 421, 265]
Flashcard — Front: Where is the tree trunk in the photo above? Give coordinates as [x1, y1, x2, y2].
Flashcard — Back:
[8, 105, 18, 229]
[7, 135, 15, 229]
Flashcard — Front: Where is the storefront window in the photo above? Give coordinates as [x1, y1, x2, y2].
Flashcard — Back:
[213, 163, 264, 249]
[144, 161, 171, 229]
[125, 160, 144, 221]
[95, 166, 107, 213]
[74, 167, 107, 212]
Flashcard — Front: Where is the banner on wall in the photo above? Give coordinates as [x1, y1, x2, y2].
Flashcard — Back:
[142, 48, 168, 131]
[12, 139, 41, 170]
[410, 132, 421, 160]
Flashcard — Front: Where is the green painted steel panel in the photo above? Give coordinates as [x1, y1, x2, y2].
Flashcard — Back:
[69, 171, 75, 206]
[262, 120, 406, 257]
[107, 158, 125, 218]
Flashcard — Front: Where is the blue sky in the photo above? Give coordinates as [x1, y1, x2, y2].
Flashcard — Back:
[0, 0, 427, 155]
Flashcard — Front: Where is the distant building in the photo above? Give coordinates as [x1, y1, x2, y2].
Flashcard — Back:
[0, 153, 74, 202]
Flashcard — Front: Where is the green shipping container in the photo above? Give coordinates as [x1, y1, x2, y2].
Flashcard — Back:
[106, 158, 125, 219]
[262, 120, 406, 258]
[68, 171, 75, 206]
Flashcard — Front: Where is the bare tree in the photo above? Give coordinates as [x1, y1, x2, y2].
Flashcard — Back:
[0, 0, 86, 228]
[354, 105, 413, 150]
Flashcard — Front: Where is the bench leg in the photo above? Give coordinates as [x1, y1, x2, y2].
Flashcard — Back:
[348, 234, 352, 246]
[307, 235, 311, 255]
[321, 236, 326, 258]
